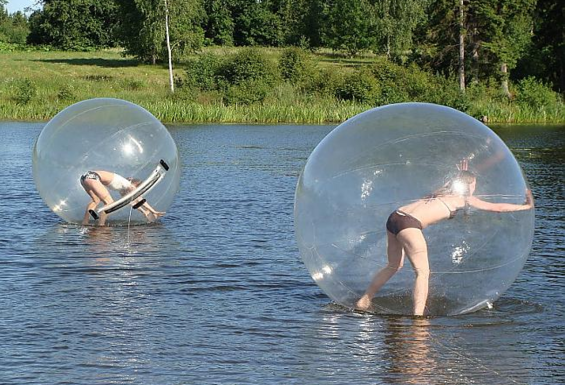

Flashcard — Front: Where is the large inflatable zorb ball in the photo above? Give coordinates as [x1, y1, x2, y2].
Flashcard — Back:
[294, 103, 535, 315]
[33, 98, 180, 225]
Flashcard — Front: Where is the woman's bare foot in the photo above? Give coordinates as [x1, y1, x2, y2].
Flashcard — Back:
[146, 211, 166, 222]
[355, 294, 372, 311]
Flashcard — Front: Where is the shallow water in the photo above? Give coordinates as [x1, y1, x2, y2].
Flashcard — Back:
[0, 122, 563, 384]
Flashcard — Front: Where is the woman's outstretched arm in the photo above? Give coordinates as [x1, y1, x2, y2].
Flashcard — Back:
[468, 189, 533, 212]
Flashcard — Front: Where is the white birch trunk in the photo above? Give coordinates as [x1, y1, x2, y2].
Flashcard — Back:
[458, 0, 465, 92]
[501, 63, 510, 98]
[165, 0, 174, 93]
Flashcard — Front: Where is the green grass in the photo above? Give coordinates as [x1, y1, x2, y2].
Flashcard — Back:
[0, 48, 368, 123]
[0, 49, 168, 118]
[0, 47, 563, 123]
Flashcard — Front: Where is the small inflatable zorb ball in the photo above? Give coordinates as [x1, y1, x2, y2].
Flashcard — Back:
[294, 103, 535, 315]
[33, 98, 180, 225]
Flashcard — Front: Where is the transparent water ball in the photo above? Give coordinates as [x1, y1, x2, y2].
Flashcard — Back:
[33, 98, 181, 225]
[294, 103, 535, 315]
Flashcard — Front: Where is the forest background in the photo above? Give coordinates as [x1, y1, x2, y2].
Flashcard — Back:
[0, 0, 563, 123]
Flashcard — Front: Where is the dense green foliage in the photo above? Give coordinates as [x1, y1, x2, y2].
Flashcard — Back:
[278, 46, 315, 83]
[0, 0, 563, 122]
[0, 1, 28, 44]
[372, 0, 426, 60]
[0, 49, 563, 123]
[181, 48, 279, 104]
[322, 0, 375, 56]
[173, 47, 560, 121]
[27, 0, 118, 49]
[4, 0, 559, 95]
[116, 0, 205, 63]
[515, 0, 564, 92]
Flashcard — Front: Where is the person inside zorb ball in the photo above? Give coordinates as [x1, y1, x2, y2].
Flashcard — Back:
[79, 170, 166, 226]
[33, 98, 180, 226]
[294, 103, 535, 316]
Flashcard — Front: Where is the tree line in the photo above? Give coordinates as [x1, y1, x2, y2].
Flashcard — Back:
[1, 0, 563, 94]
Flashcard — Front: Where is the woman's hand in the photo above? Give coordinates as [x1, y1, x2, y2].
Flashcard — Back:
[524, 189, 534, 207]
[457, 158, 469, 171]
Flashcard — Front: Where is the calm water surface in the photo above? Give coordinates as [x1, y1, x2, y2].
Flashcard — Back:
[0, 122, 563, 384]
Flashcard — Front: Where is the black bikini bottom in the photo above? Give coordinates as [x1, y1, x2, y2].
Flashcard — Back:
[80, 171, 101, 183]
[386, 210, 423, 235]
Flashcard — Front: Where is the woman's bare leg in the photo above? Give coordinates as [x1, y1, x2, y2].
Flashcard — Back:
[82, 192, 100, 225]
[356, 231, 405, 310]
[135, 201, 165, 221]
[82, 179, 114, 226]
[396, 228, 430, 316]
[142, 201, 165, 217]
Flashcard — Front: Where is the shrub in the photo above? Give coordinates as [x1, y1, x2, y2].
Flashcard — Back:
[57, 84, 75, 101]
[418, 75, 470, 112]
[11, 78, 36, 104]
[303, 67, 345, 98]
[184, 53, 224, 91]
[465, 82, 489, 100]
[219, 48, 278, 86]
[335, 68, 379, 104]
[279, 47, 315, 83]
[223, 79, 271, 105]
[367, 58, 469, 110]
[370, 58, 404, 84]
[515, 77, 559, 110]
[375, 84, 410, 105]
[0, 41, 24, 52]
[182, 49, 278, 100]
[369, 59, 410, 104]
[439, 87, 470, 112]
[403, 64, 434, 100]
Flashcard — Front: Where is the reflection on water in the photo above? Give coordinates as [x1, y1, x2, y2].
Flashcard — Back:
[296, 302, 539, 385]
[0, 122, 563, 384]
[383, 318, 436, 384]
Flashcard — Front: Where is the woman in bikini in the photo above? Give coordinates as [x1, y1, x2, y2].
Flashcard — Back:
[80, 170, 165, 226]
[355, 170, 534, 316]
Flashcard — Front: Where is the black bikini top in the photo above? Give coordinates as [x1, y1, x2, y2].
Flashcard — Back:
[436, 197, 457, 219]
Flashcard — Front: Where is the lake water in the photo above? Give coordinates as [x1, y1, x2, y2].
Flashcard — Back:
[0, 122, 563, 384]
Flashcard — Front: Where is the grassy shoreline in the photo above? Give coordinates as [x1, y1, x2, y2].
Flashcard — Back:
[1, 48, 563, 124]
